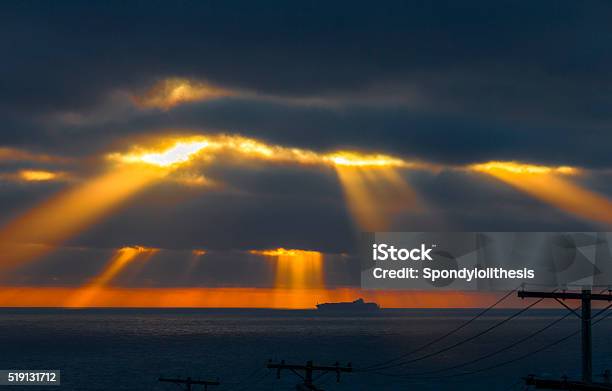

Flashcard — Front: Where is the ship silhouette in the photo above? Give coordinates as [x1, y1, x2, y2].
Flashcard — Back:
[316, 298, 380, 312]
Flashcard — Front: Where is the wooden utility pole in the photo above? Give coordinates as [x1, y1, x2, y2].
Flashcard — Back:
[158, 376, 220, 391]
[518, 288, 612, 385]
[267, 360, 352, 390]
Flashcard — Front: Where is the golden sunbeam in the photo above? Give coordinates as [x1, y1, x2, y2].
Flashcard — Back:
[251, 248, 324, 289]
[335, 167, 387, 231]
[180, 250, 206, 280]
[0, 132, 424, 276]
[110, 135, 423, 234]
[472, 161, 612, 224]
[0, 166, 163, 270]
[1, 134, 420, 271]
[334, 166, 418, 231]
[66, 246, 158, 307]
[251, 248, 325, 308]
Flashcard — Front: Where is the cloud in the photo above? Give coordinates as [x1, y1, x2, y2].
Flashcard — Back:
[0, 147, 72, 165]
[1, 0, 612, 171]
[2, 1, 612, 124]
[2, 1, 612, 294]
[0, 169, 68, 183]
[132, 78, 235, 110]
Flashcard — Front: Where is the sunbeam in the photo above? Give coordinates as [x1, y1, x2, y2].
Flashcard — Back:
[334, 166, 418, 231]
[251, 248, 324, 289]
[66, 246, 158, 307]
[0, 167, 163, 270]
[250, 248, 325, 309]
[471, 161, 612, 224]
[0, 133, 426, 274]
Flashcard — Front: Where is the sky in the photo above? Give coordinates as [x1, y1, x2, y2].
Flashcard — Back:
[1, 0, 612, 308]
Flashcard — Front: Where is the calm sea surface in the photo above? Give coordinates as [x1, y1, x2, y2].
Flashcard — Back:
[0, 308, 610, 390]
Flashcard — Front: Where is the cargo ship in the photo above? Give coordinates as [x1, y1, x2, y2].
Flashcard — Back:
[316, 298, 380, 312]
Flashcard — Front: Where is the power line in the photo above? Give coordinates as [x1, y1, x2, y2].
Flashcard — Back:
[445, 308, 612, 379]
[362, 293, 544, 373]
[358, 288, 518, 371]
[373, 299, 612, 381]
[593, 302, 612, 318]
[389, 305, 579, 377]
[517, 288, 612, 382]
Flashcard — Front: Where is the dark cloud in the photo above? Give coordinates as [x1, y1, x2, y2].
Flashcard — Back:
[3, 97, 612, 169]
[1, 0, 612, 167]
[1, 1, 612, 289]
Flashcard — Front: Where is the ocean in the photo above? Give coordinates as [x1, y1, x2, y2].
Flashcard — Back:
[0, 308, 610, 390]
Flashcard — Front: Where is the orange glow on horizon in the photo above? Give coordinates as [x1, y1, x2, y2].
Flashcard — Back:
[0, 286, 516, 309]
[472, 161, 612, 224]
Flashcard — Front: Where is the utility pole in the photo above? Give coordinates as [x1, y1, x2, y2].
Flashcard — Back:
[267, 360, 352, 390]
[158, 376, 220, 391]
[518, 288, 612, 387]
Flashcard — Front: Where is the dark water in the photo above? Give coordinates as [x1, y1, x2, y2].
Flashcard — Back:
[0, 308, 610, 390]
